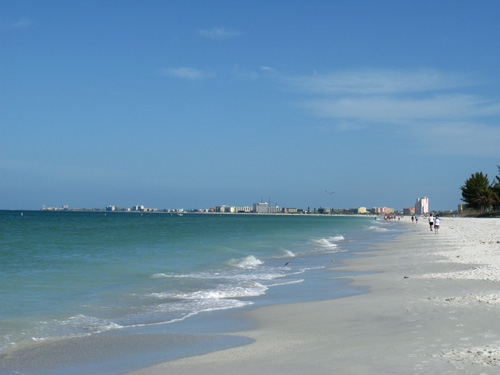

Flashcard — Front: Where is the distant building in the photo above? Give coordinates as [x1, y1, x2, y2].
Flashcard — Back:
[318, 207, 332, 214]
[253, 202, 280, 214]
[357, 207, 367, 214]
[234, 206, 252, 213]
[403, 207, 416, 215]
[268, 205, 280, 214]
[253, 202, 269, 213]
[415, 197, 429, 215]
[370, 207, 394, 214]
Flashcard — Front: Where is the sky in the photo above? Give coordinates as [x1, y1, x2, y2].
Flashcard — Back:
[1, 0, 500, 211]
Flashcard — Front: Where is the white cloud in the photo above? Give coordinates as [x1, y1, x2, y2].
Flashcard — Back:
[228, 65, 277, 82]
[286, 68, 500, 157]
[161, 67, 208, 80]
[303, 94, 500, 124]
[198, 27, 241, 40]
[231, 64, 259, 81]
[1, 17, 31, 29]
[287, 68, 473, 95]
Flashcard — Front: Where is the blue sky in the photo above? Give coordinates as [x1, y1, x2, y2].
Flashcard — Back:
[1, 0, 500, 211]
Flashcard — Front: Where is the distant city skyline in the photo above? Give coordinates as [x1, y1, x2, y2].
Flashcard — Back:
[2, 1, 499, 211]
[39, 195, 436, 215]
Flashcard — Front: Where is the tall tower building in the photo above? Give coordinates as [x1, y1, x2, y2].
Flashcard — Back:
[253, 202, 269, 213]
[415, 197, 429, 215]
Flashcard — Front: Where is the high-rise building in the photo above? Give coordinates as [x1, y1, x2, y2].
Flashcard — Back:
[253, 202, 269, 213]
[415, 197, 429, 215]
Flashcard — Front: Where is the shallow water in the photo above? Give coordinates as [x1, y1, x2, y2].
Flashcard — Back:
[0, 211, 406, 374]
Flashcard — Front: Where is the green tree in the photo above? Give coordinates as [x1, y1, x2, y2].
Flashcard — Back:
[493, 165, 500, 209]
[460, 172, 496, 212]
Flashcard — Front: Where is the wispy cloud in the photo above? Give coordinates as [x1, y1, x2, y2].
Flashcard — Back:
[422, 122, 500, 157]
[198, 27, 241, 41]
[285, 68, 500, 156]
[231, 64, 259, 81]
[302, 94, 500, 124]
[161, 67, 208, 80]
[1, 17, 31, 29]
[287, 69, 474, 95]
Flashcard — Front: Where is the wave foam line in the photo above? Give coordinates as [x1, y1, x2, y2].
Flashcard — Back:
[278, 249, 296, 258]
[149, 282, 268, 300]
[226, 255, 263, 269]
[266, 279, 305, 287]
[152, 271, 283, 281]
[125, 299, 254, 328]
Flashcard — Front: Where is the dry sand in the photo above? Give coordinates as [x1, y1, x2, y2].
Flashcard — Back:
[128, 217, 500, 375]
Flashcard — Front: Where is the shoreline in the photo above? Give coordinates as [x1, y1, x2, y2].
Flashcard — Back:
[128, 217, 500, 375]
[0, 215, 383, 375]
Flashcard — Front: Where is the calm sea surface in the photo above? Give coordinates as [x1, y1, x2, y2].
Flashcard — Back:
[0, 210, 403, 374]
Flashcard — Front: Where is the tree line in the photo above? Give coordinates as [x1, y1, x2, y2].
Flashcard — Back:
[460, 165, 500, 212]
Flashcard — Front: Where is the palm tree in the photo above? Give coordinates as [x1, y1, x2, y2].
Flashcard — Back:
[493, 165, 500, 210]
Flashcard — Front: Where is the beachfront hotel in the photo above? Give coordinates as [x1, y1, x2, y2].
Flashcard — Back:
[415, 197, 429, 214]
[253, 202, 281, 214]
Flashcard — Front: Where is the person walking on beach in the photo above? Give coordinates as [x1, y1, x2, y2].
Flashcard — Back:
[434, 217, 440, 234]
[428, 214, 434, 231]
[415, 216, 418, 223]
[411, 215, 414, 223]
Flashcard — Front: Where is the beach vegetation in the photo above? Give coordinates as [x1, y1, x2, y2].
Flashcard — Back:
[493, 165, 500, 210]
[461, 171, 499, 212]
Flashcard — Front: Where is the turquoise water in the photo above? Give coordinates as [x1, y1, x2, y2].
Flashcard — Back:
[0, 210, 401, 374]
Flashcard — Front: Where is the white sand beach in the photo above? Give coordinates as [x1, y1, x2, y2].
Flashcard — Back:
[128, 217, 500, 375]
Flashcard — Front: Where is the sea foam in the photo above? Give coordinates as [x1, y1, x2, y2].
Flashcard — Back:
[149, 281, 268, 300]
[314, 235, 344, 251]
[369, 225, 390, 232]
[279, 249, 296, 258]
[226, 255, 263, 269]
[30, 314, 123, 343]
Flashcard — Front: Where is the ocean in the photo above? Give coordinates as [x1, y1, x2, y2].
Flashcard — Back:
[0, 210, 404, 374]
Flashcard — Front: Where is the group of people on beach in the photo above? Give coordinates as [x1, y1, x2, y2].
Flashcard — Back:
[411, 214, 440, 234]
[428, 214, 440, 234]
